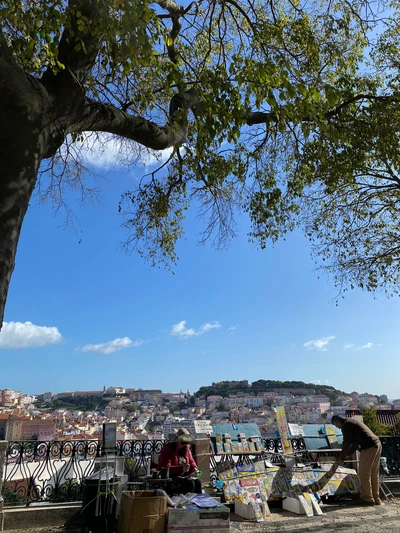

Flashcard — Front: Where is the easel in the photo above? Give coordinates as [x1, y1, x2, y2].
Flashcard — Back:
[97, 423, 119, 516]
[80, 423, 119, 533]
[379, 459, 395, 502]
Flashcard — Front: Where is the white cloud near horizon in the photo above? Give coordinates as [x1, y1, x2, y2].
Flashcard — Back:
[81, 337, 144, 355]
[344, 343, 355, 350]
[0, 321, 63, 349]
[304, 336, 335, 351]
[170, 320, 221, 340]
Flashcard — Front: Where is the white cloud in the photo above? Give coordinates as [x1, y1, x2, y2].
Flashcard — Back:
[0, 321, 63, 349]
[81, 337, 144, 355]
[228, 324, 240, 335]
[358, 342, 373, 350]
[171, 322, 196, 339]
[63, 133, 174, 170]
[344, 344, 355, 350]
[304, 336, 335, 351]
[170, 320, 221, 340]
[199, 322, 221, 334]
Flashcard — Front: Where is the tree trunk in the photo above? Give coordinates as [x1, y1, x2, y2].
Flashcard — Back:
[0, 158, 40, 330]
[0, 57, 56, 330]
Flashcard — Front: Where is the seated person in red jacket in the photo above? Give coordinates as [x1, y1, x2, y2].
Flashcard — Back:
[158, 428, 202, 494]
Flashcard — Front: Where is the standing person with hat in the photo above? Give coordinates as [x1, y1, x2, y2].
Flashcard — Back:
[158, 428, 202, 494]
[331, 415, 382, 506]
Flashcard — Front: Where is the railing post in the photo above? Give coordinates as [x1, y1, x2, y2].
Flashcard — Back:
[0, 440, 8, 531]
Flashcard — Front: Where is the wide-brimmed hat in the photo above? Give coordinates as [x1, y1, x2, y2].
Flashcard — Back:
[169, 428, 195, 444]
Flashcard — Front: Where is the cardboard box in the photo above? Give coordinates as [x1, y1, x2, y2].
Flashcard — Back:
[234, 499, 269, 521]
[118, 490, 167, 533]
[168, 504, 230, 532]
[235, 500, 256, 520]
[282, 496, 306, 515]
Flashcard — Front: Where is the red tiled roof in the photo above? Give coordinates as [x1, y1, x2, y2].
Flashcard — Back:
[345, 409, 400, 426]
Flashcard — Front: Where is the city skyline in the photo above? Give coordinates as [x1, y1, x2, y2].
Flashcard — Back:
[0, 376, 397, 402]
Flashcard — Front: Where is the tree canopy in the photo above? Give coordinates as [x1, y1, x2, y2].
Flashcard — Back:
[362, 406, 393, 436]
[194, 379, 345, 401]
[1, 0, 400, 327]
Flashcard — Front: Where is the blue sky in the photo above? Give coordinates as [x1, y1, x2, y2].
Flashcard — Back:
[1, 142, 400, 399]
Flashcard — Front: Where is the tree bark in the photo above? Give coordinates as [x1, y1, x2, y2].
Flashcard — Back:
[0, 57, 58, 330]
[69, 89, 201, 150]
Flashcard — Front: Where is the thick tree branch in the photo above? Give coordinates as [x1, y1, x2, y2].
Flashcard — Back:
[152, 0, 184, 15]
[153, 0, 184, 68]
[70, 87, 400, 155]
[246, 111, 276, 125]
[246, 93, 400, 126]
[0, 28, 12, 61]
[42, 0, 107, 89]
[324, 93, 399, 118]
[69, 89, 200, 150]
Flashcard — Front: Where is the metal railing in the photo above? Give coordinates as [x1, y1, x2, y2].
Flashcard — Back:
[2, 439, 167, 506]
[3, 435, 399, 506]
[2, 439, 102, 506]
[380, 436, 400, 476]
[116, 439, 165, 481]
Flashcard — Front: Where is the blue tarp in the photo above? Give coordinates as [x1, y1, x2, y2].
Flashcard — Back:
[211, 423, 261, 439]
[301, 424, 343, 450]
[210, 422, 343, 451]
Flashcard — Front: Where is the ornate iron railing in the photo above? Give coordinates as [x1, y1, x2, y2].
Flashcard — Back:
[380, 436, 400, 476]
[3, 439, 167, 506]
[4, 435, 399, 506]
[3, 440, 102, 506]
[116, 439, 166, 481]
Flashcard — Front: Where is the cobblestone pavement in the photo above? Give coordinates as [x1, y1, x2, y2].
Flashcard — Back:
[3, 501, 399, 533]
[230, 500, 400, 533]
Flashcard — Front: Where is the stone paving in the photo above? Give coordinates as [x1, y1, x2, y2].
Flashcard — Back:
[3, 500, 399, 533]
[230, 500, 400, 533]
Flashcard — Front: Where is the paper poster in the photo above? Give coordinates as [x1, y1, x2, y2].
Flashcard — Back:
[304, 470, 319, 492]
[345, 473, 361, 493]
[257, 477, 269, 500]
[308, 493, 323, 515]
[223, 479, 241, 502]
[240, 477, 262, 501]
[286, 470, 308, 492]
[249, 500, 264, 522]
[236, 464, 255, 477]
[254, 459, 266, 473]
[298, 494, 314, 517]
[262, 469, 278, 497]
[325, 426, 339, 448]
[193, 420, 213, 434]
[260, 495, 271, 517]
[271, 469, 289, 495]
[217, 460, 237, 479]
[276, 406, 293, 455]
[288, 423, 304, 437]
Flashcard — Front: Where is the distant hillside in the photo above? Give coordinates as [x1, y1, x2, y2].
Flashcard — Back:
[194, 380, 346, 402]
[35, 395, 109, 412]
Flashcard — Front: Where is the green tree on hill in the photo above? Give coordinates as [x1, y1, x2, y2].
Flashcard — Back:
[194, 380, 345, 401]
[362, 407, 393, 436]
